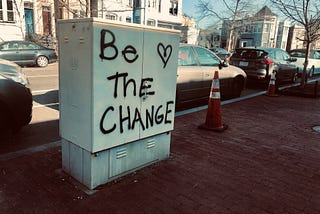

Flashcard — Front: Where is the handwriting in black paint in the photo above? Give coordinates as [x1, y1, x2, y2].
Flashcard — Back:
[157, 43, 172, 68]
[100, 101, 174, 134]
[100, 29, 139, 63]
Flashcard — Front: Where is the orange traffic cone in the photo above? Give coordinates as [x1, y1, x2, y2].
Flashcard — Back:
[199, 71, 228, 132]
[266, 71, 279, 97]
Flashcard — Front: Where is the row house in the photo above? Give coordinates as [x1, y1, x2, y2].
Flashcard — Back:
[235, 6, 279, 49]
[59, 0, 182, 29]
[220, 6, 289, 50]
[1, 0, 183, 43]
[0, 0, 55, 41]
[220, 5, 319, 52]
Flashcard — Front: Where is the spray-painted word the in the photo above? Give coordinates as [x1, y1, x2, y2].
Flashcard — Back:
[107, 72, 155, 98]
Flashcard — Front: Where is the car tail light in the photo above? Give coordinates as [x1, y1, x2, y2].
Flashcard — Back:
[263, 58, 273, 65]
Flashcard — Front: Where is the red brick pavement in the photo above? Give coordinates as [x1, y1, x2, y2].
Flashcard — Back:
[1, 95, 320, 213]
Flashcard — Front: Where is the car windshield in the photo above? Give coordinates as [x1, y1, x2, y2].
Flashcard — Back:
[178, 46, 198, 66]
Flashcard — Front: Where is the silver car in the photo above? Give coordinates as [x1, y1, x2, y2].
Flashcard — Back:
[176, 44, 247, 110]
[289, 49, 320, 77]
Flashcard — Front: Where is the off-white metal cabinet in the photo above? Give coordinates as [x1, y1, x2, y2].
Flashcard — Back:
[58, 18, 179, 189]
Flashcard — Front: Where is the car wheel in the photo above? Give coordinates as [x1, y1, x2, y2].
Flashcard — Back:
[36, 56, 49, 67]
[232, 77, 244, 98]
[291, 72, 298, 83]
[309, 67, 315, 77]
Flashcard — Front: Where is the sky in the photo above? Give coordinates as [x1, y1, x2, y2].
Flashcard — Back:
[182, 0, 210, 28]
[182, 0, 232, 29]
[182, 0, 197, 17]
[182, 0, 272, 29]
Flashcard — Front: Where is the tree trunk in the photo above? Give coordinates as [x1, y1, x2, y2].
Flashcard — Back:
[301, 42, 311, 87]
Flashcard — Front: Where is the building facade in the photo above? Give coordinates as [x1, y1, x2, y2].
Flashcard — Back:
[276, 20, 290, 50]
[238, 6, 279, 48]
[0, 0, 25, 41]
[180, 14, 199, 45]
[1, 0, 183, 43]
[61, 0, 182, 30]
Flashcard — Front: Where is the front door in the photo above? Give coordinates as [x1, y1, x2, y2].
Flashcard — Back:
[42, 6, 51, 35]
[24, 9, 34, 36]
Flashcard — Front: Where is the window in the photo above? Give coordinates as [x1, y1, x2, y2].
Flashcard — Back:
[2, 41, 20, 50]
[169, 0, 178, 16]
[0, 0, 15, 22]
[126, 17, 131, 23]
[194, 47, 220, 66]
[178, 47, 197, 66]
[21, 42, 39, 50]
[7, 0, 13, 21]
[263, 24, 270, 33]
[0, 1, 3, 21]
[158, 0, 161, 12]
[133, 0, 141, 8]
[106, 14, 117, 20]
[147, 19, 155, 26]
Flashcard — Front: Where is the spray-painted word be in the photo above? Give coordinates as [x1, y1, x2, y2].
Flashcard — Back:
[99, 29, 139, 63]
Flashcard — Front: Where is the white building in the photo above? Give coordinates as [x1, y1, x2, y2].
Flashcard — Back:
[1, 0, 183, 42]
[181, 15, 199, 45]
[276, 20, 290, 50]
[94, 0, 182, 29]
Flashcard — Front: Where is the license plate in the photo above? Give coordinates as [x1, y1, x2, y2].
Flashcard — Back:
[239, 61, 248, 66]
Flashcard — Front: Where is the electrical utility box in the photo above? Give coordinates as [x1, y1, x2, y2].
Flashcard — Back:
[58, 18, 180, 189]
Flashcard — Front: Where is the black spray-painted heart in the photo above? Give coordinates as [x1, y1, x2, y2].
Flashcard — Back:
[157, 43, 172, 68]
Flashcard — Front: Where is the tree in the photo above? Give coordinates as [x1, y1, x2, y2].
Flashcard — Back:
[270, 0, 320, 86]
[195, 0, 253, 51]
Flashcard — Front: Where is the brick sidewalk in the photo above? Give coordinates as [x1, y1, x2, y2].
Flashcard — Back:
[1, 95, 320, 213]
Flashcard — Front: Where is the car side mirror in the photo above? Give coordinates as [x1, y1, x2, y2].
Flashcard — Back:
[219, 60, 229, 70]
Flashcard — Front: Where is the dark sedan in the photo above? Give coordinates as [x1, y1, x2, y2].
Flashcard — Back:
[0, 59, 32, 133]
[0, 40, 57, 67]
[230, 47, 298, 83]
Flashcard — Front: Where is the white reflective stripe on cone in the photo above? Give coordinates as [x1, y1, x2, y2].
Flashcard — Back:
[210, 91, 221, 99]
[211, 79, 220, 89]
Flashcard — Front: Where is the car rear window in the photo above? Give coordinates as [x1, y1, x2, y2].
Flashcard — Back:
[232, 49, 267, 59]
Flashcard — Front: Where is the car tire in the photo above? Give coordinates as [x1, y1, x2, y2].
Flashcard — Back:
[36, 56, 49, 67]
[232, 77, 244, 98]
[291, 72, 298, 83]
[309, 67, 315, 77]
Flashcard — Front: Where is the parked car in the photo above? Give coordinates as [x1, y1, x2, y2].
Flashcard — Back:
[0, 40, 57, 67]
[209, 47, 232, 61]
[288, 49, 320, 77]
[230, 47, 298, 83]
[176, 44, 247, 110]
[0, 59, 32, 133]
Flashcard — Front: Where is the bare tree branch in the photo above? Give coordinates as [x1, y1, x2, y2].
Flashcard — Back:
[270, 0, 320, 86]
